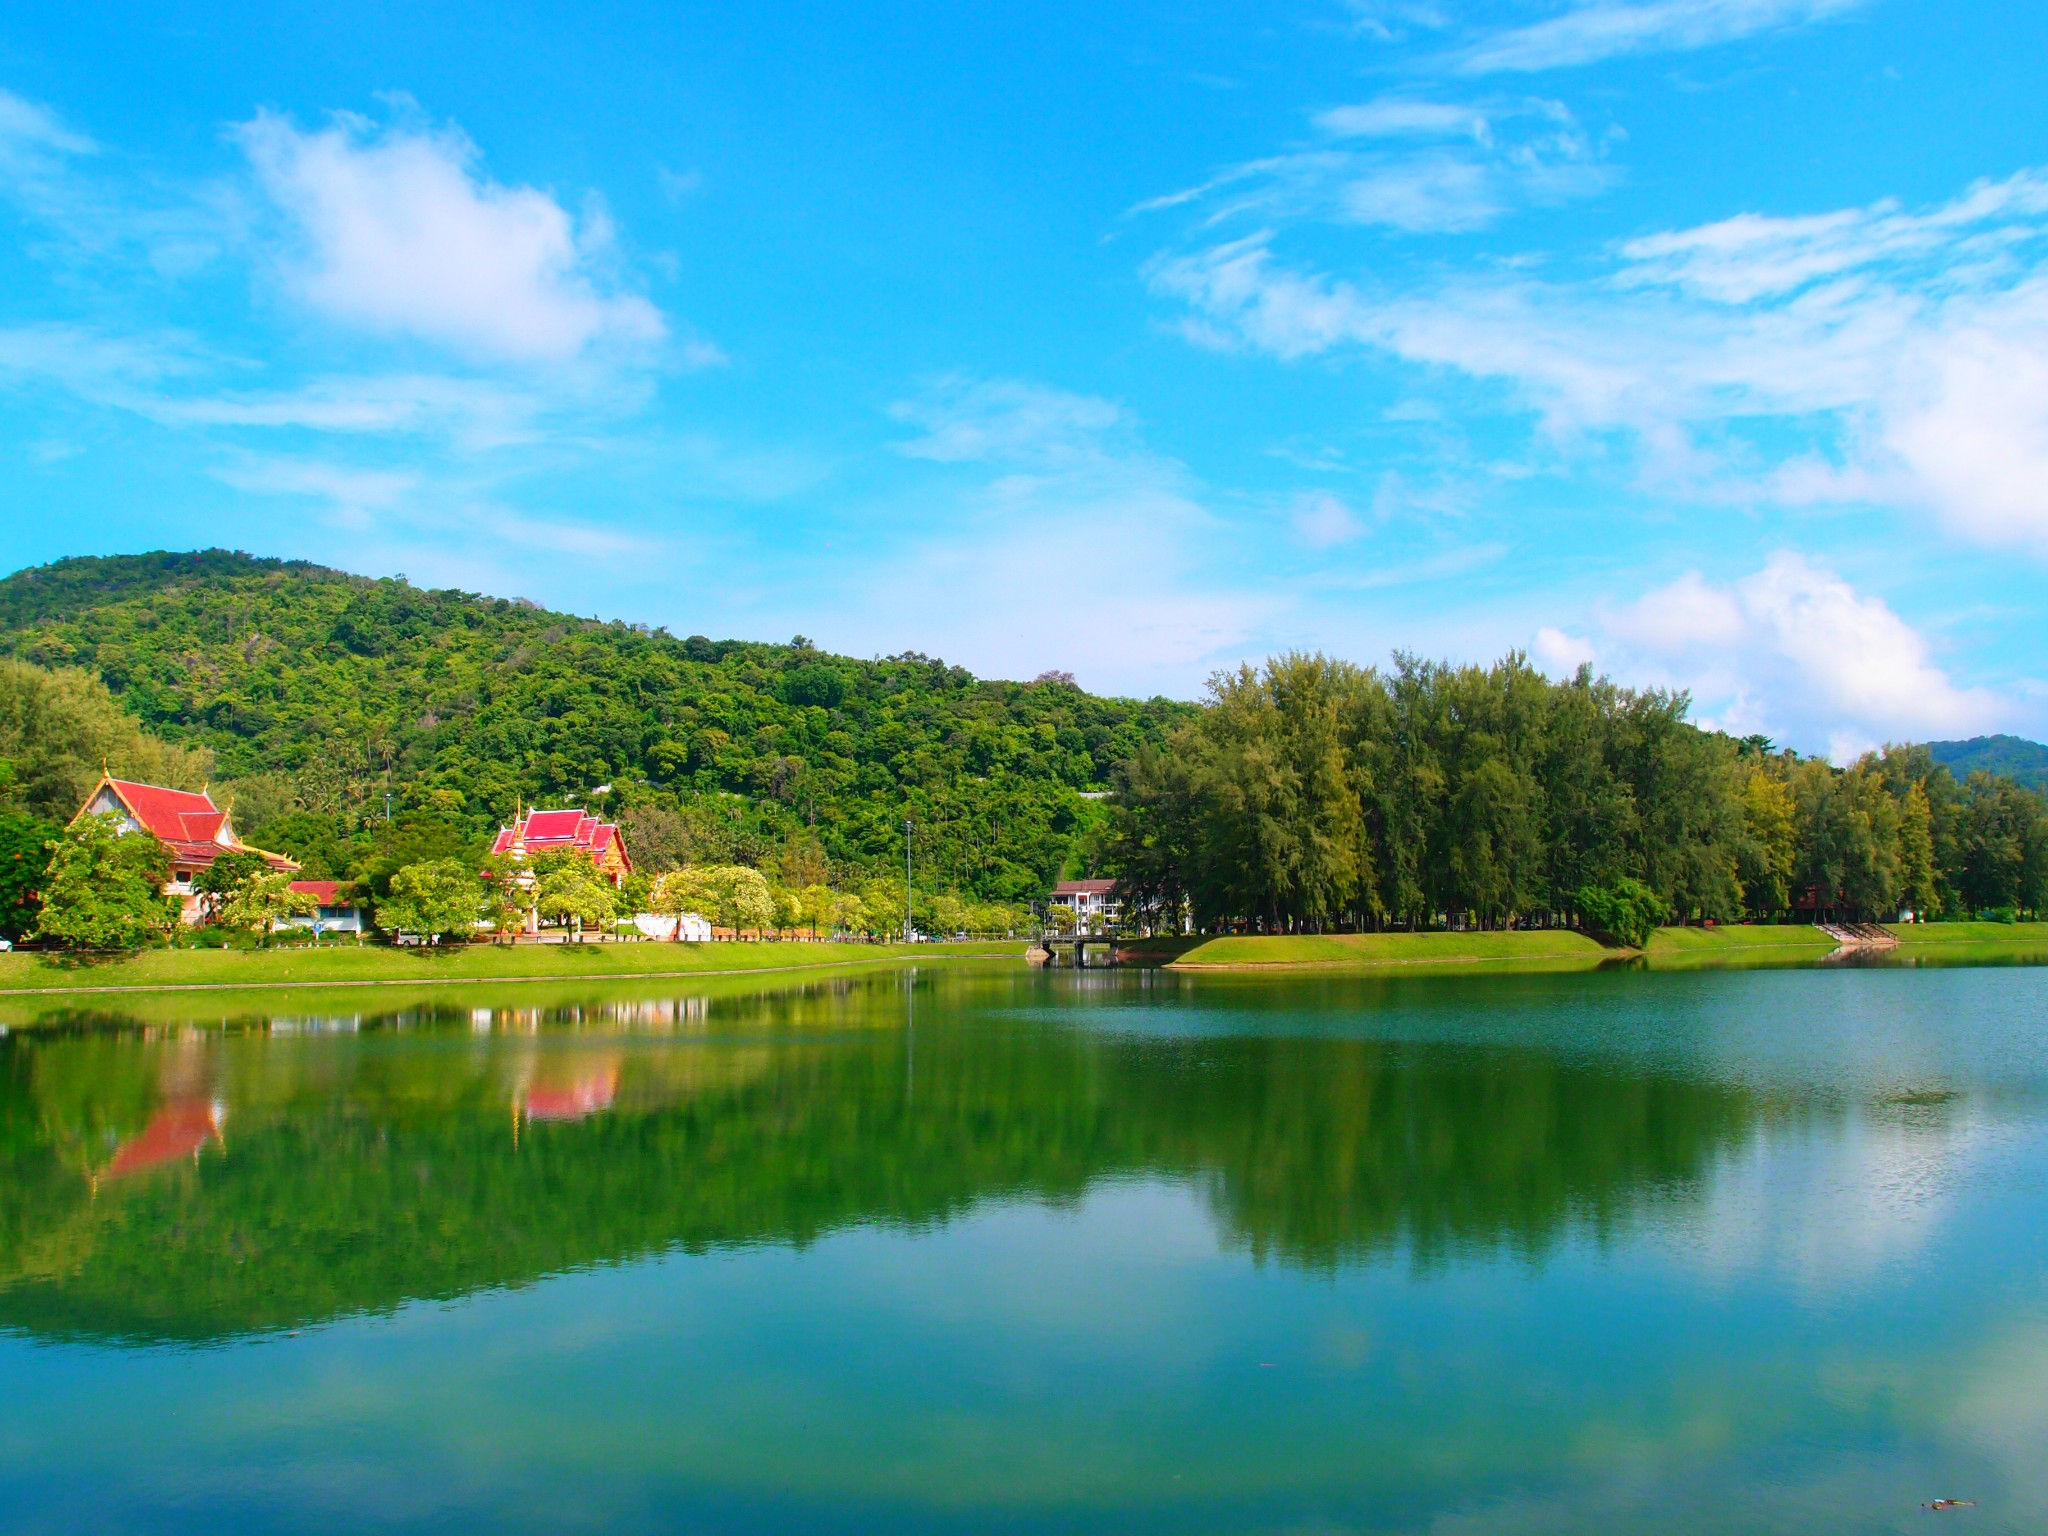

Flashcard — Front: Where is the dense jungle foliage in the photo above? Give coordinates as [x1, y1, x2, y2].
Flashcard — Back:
[0, 551, 1192, 902]
[1104, 654, 2048, 932]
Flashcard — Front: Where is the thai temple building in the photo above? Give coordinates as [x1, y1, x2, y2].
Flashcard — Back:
[73, 775, 299, 923]
[490, 808, 633, 888]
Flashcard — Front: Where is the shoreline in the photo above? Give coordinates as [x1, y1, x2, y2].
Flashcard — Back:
[1, 922, 2042, 1007]
[0, 941, 1023, 999]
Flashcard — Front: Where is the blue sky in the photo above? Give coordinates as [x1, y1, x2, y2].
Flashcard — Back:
[2, 0, 2045, 755]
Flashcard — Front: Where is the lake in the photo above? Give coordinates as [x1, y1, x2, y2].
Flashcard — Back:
[3, 961, 2046, 1533]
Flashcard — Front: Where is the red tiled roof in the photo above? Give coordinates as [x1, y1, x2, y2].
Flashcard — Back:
[492, 808, 631, 876]
[1051, 879, 1119, 896]
[522, 809, 590, 840]
[104, 779, 222, 843]
[289, 881, 348, 904]
[90, 778, 298, 873]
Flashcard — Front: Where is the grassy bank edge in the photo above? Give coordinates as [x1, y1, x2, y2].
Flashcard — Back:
[0, 940, 1023, 998]
[1160, 920, 2048, 972]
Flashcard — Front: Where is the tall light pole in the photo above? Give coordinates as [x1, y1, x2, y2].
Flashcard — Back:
[903, 819, 914, 944]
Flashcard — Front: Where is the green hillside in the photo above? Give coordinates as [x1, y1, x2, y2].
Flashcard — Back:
[0, 551, 1193, 900]
[1926, 735, 2048, 793]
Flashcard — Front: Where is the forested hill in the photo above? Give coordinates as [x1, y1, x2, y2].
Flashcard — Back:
[0, 551, 1193, 899]
[1927, 735, 2048, 793]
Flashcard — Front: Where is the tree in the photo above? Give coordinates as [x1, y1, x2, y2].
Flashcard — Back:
[770, 882, 803, 936]
[478, 863, 529, 940]
[536, 860, 618, 939]
[829, 889, 867, 937]
[929, 893, 968, 936]
[711, 865, 776, 937]
[31, 812, 178, 950]
[377, 858, 483, 943]
[1575, 877, 1666, 948]
[1737, 767, 1797, 916]
[191, 849, 273, 924]
[1898, 779, 1940, 918]
[650, 866, 718, 940]
[797, 882, 835, 938]
[0, 809, 56, 941]
[217, 870, 319, 938]
[0, 659, 214, 822]
[858, 879, 905, 940]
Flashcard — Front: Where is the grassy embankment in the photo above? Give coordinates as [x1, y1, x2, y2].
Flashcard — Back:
[1161, 924, 1827, 973]
[0, 939, 1022, 998]
[1890, 920, 2048, 947]
[1158, 920, 2048, 972]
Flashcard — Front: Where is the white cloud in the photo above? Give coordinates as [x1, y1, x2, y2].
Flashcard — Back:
[1736, 553, 1994, 742]
[0, 322, 193, 392]
[1559, 553, 2000, 755]
[889, 375, 1126, 465]
[860, 473, 1271, 696]
[1606, 570, 1746, 649]
[1880, 320, 2048, 551]
[1533, 625, 1595, 673]
[1136, 97, 1606, 237]
[154, 373, 557, 449]
[213, 457, 417, 528]
[216, 452, 657, 569]
[1150, 167, 2048, 553]
[1444, 0, 1871, 76]
[238, 108, 666, 363]
[0, 87, 95, 177]
[1314, 99, 1489, 141]
[1617, 170, 2048, 302]
[849, 376, 1278, 694]
[1293, 491, 1367, 548]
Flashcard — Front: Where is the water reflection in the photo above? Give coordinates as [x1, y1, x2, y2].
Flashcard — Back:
[0, 971, 1805, 1345]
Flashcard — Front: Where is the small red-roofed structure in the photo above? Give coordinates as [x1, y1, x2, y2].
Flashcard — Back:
[72, 775, 298, 923]
[283, 880, 367, 934]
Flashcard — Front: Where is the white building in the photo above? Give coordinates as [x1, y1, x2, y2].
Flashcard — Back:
[635, 912, 714, 942]
[1048, 879, 1121, 932]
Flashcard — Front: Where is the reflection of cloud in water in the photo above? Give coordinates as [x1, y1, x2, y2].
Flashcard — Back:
[1663, 1099, 2004, 1292]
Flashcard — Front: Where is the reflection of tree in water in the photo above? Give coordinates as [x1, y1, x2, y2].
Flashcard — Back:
[0, 977, 1799, 1343]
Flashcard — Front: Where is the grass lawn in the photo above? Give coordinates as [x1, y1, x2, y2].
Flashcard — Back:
[1163, 923, 1846, 973]
[1891, 921, 2048, 946]
[0, 939, 1023, 998]
[1167, 931, 1611, 970]
[1645, 925, 1837, 953]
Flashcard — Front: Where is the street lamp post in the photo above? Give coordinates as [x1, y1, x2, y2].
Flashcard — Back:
[904, 819, 914, 944]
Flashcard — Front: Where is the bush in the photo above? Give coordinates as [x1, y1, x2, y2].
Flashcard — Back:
[1575, 877, 1667, 949]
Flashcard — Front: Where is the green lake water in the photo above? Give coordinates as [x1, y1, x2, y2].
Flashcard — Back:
[4, 961, 2048, 1533]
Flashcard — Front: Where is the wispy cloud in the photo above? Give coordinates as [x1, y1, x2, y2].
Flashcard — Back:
[1137, 95, 1608, 236]
[1150, 166, 2048, 554]
[889, 375, 1127, 465]
[1443, 0, 1872, 76]
[0, 87, 95, 175]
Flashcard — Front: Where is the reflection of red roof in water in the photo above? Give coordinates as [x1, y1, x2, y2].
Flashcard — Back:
[523, 1064, 621, 1122]
[106, 1099, 222, 1177]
